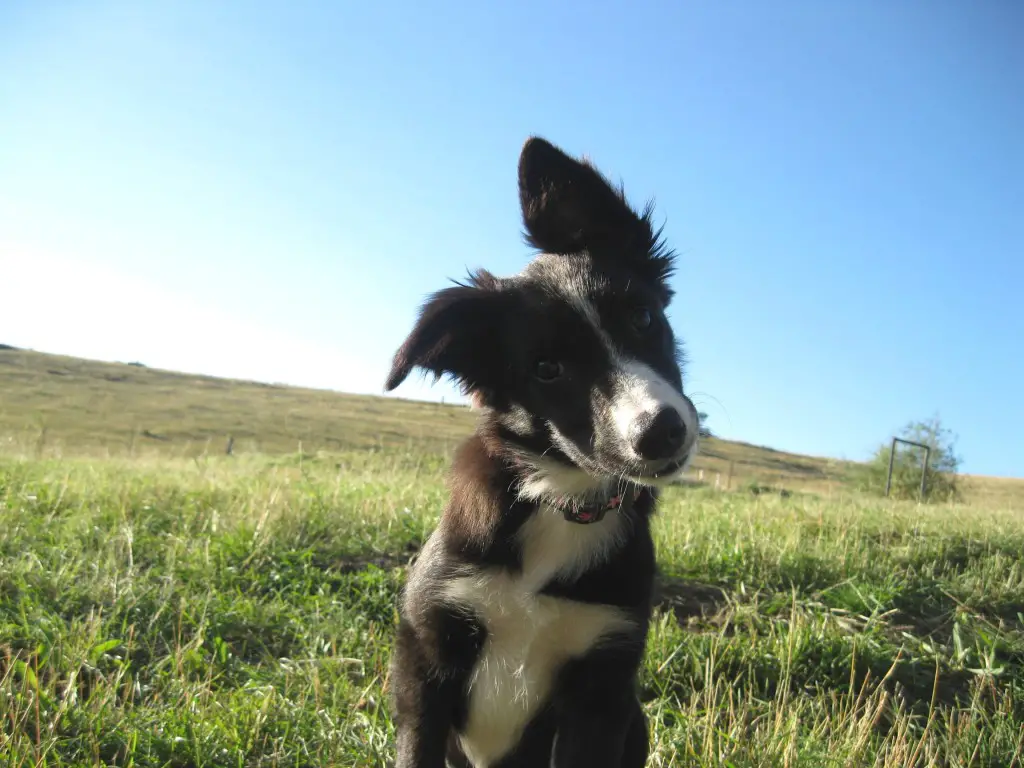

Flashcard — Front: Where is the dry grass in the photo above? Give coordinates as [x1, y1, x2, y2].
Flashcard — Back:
[3, 347, 1019, 506]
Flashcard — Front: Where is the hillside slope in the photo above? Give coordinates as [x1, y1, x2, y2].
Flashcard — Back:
[1, 347, 1018, 504]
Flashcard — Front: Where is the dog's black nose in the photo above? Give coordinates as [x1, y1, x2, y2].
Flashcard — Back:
[631, 408, 686, 461]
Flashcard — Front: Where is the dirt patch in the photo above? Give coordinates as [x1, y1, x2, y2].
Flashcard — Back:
[653, 577, 729, 626]
[332, 542, 419, 574]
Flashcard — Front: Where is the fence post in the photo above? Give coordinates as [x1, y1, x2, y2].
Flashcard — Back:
[920, 446, 931, 500]
[885, 437, 897, 497]
[886, 437, 933, 500]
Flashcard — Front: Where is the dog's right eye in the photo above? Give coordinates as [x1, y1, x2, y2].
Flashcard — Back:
[534, 360, 563, 382]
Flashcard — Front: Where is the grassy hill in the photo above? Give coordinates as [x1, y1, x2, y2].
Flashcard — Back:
[3, 346, 1023, 765]
[1, 346, 1020, 506]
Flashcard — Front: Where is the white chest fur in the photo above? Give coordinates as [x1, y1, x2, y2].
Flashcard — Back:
[441, 505, 635, 768]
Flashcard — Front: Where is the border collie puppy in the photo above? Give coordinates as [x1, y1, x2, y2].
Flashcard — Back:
[384, 136, 699, 768]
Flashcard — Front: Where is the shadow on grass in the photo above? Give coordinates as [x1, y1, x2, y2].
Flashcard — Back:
[653, 577, 729, 625]
[648, 576, 1024, 727]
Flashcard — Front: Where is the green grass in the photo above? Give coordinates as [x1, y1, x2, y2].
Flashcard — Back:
[2, 451, 1023, 767]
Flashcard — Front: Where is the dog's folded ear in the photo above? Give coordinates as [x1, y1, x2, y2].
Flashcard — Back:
[518, 137, 675, 300]
[384, 283, 508, 395]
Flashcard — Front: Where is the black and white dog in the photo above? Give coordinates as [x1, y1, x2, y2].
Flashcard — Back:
[384, 136, 699, 768]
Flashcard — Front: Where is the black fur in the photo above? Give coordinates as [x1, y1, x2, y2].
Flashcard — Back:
[385, 136, 697, 767]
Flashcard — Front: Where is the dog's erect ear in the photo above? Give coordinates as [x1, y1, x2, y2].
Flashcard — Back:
[519, 136, 634, 255]
[518, 137, 675, 299]
[384, 284, 507, 394]
[517, 137, 643, 253]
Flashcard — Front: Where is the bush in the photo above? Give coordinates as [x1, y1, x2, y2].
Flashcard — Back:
[861, 416, 962, 502]
[698, 411, 712, 438]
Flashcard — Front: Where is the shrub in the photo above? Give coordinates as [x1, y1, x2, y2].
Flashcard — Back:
[861, 416, 962, 502]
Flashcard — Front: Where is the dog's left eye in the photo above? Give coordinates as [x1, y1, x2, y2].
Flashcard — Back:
[631, 307, 653, 331]
[534, 360, 563, 382]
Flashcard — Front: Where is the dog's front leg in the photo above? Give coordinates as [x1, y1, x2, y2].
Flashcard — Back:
[392, 678, 454, 768]
[391, 621, 457, 768]
[551, 697, 641, 768]
[551, 646, 649, 768]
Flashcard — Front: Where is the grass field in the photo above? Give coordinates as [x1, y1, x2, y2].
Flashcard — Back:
[2, 347, 1023, 766]
[3, 346, 1023, 507]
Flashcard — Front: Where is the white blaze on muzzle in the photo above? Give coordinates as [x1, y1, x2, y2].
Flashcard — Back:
[609, 359, 698, 462]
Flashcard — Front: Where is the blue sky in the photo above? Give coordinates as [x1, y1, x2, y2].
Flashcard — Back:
[1, 1, 1021, 477]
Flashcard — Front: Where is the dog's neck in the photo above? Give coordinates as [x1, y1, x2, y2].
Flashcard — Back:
[546, 486, 642, 524]
[504, 450, 643, 525]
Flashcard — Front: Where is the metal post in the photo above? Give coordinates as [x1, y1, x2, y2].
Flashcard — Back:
[886, 437, 933, 500]
[920, 446, 931, 500]
[885, 437, 897, 497]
